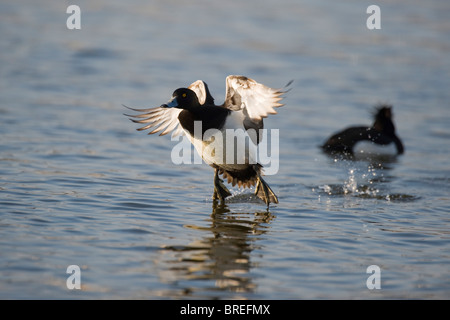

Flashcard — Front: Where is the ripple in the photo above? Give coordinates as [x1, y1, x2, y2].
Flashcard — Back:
[114, 201, 173, 210]
[112, 227, 153, 235]
[73, 48, 122, 60]
[313, 184, 419, 202]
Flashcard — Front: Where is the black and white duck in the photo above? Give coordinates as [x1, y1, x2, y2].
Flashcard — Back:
[125, 75, 290, 207]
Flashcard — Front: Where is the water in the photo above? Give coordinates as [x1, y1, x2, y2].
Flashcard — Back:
[1, 0, 449, 299]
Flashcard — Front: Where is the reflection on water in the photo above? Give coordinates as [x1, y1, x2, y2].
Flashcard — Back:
[159, 201, 275, 299]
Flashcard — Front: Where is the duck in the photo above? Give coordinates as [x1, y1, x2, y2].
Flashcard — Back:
[321, 105, 404, 157]
[124, 75, 290, 207]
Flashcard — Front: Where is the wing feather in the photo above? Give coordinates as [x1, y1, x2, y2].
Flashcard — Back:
[123, 105, 184, 137]
[224, 75, 289, 121]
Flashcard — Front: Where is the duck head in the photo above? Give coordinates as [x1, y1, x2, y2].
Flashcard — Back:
[161, 88, 200, 110]
[373, 105, 396, 136]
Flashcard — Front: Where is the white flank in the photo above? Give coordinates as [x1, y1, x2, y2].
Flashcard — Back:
[353, 141, 397, 156]
[184, 110, 258, 170]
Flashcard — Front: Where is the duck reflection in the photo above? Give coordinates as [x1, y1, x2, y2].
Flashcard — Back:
[159, 200, 275, 298]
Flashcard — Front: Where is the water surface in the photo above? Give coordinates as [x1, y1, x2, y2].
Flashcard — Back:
[1, 0, 449, 299]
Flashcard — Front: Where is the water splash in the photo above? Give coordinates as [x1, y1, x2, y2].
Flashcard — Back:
[343, 169, 358, 194]
[316, 165, 384, 198]
[314, 163, 418, 202]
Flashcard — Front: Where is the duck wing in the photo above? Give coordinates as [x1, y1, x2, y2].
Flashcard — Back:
[188, 80, 215, 105]
[223, 75, 288, 120]
[223, 75, 289, 144]
[123, 105, 184, 137]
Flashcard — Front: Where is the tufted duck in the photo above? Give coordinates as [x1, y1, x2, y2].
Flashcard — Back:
[125, 75, 290, 207]
[321, 105, 404, 157]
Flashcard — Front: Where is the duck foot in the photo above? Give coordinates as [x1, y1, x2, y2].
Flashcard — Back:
[255, 174, 278, 208]
[213, 169, 232, 203]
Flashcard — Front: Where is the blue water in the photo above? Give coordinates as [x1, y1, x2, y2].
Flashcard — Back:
[1, 0, 449, 299]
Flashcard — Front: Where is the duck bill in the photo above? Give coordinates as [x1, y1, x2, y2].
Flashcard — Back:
[161, 97, 178, 108]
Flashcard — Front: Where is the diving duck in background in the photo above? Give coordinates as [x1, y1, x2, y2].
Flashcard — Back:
[125, 75, 290, 207]
[321, 105, 404, 157]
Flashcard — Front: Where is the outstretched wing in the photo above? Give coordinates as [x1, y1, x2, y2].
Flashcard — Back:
[223, 75, 289, 121]
[124, 105, 184, 137]
[123, 79, 214, 137]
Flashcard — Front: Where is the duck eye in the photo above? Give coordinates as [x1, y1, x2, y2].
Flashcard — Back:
[182, 93, 187, 98]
